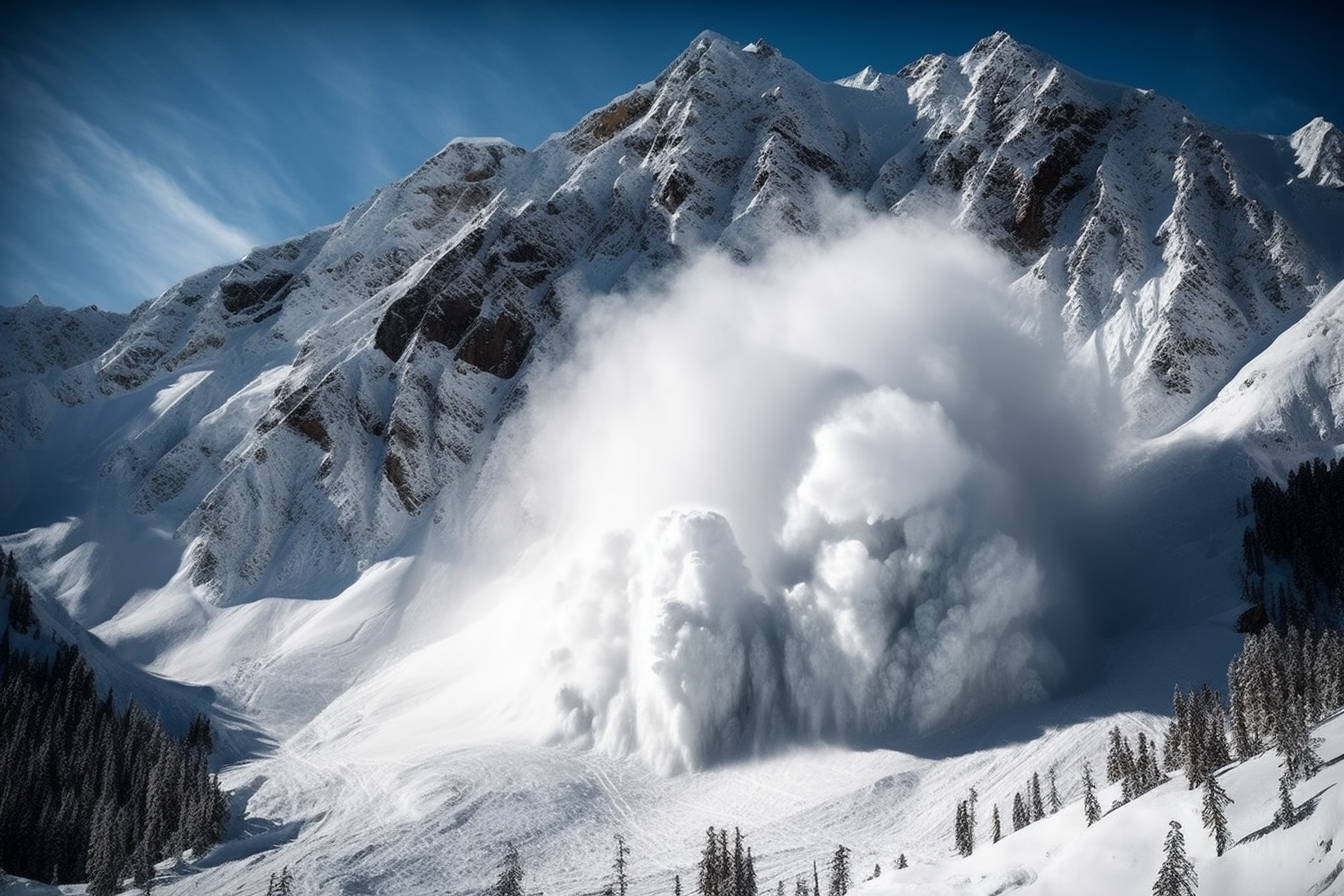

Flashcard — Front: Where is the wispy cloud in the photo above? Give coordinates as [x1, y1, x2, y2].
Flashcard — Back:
[1, 67, 259, 307]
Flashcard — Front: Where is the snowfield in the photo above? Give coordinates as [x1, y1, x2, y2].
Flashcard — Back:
[2, 29, 1344, 896]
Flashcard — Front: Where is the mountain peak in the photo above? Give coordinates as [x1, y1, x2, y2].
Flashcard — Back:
[741, 38, 778, 58]
[1291, 116, 1344, 188]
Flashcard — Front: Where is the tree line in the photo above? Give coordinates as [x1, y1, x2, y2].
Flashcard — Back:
[1239, 455, 1344, 628]
[486, 828, 869, 896]
[0, 551, 228, 893]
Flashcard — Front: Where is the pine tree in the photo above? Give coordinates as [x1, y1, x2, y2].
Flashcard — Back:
[812, 859, 820, 896]
[991, 804, 1001, 843]
[895, 854, 907, 870]
[719, 829, 731, 896]
[967, 787, 977, 848]
[954, 801, 970, 856]
[732, 828, 746, 896]
[1048, 766, 1061, 814]
[1029, 772, 1044, 821]
[1151, 821, 1196, 896]
[699, 827, 719, 896]
[827, 845, 851, 896]
[1274, 769, 1297, 828]
[1081, 761, 1101, 826]
[1200, 776, 1233, 857]
[1011, 792, 1029, 831]
[494, 842, 524, 896]
[612, 833, 630, 896]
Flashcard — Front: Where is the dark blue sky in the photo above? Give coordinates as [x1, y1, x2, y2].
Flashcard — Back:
[3, 1, 1338, 312]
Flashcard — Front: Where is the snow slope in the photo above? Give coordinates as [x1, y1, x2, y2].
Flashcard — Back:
[1, 29, 1343, 896]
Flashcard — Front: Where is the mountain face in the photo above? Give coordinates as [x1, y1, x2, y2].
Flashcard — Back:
[3, 29, 1344, 896]
[5, 31, 1339, 609]
[2, 31, 1342, 752]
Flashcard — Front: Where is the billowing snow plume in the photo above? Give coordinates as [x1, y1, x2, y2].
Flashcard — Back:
[447, 203, 1106, 773]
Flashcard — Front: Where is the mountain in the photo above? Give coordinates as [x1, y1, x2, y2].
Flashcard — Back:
[1, 30, 1343, 896]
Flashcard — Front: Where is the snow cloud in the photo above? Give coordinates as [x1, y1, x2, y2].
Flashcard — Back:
[462, 202, 1111, 773]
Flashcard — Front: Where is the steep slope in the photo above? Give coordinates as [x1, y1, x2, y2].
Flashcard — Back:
[2, 27, 1343, 896]
[5, 31, 1341, 617]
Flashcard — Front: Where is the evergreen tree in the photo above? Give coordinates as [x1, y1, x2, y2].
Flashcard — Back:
[1274, 769, 1297, 828]
[612, 833, 630, 896]
[1151, 821, 1197, 896]
[1272, 701, 1323, 784]
[967, 787, 977, 848]
[698, 827, 719, 896]
[895, 854, 907, 870]
[812, 859, 820, 896]
[732, 828, 746, 896]
[1011, 792, 1029, 831]
[1029, 773, 1044, 822]
[954, 801, 971, 856]
[85, 799, 121, 896]
[1199, 776, 1233, 857]
[991, 804, 1001, 843]
[1048, 766, 1061, 814]
[494, 842, 524, 896]
[1081, 762, 1101, 827]
[827, 845, 851, 896]
[719, 829, 731, 896]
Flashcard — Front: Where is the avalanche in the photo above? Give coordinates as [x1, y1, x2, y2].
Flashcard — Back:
[2, 28, 1343, 896]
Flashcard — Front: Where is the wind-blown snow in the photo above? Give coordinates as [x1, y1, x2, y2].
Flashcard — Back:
[316, 205, 1102, 773]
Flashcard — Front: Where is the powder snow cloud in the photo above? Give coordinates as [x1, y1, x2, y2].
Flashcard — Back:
[457, 202, 1112, 773]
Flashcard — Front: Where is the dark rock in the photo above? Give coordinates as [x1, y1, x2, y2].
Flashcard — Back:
[456, 304, 535, 380]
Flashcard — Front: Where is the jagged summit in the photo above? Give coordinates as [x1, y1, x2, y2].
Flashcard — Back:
[4, 29, 1341, 606]
[1291, 116, 1344, 188]
[3, 30, 1344, 894]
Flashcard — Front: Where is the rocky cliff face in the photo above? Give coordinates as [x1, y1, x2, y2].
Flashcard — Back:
[4, 31, 1342, 607]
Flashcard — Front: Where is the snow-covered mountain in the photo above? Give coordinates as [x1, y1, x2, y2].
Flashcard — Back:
[2, 30, 1343, 896]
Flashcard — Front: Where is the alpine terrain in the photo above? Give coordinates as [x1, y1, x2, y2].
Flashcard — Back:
[2, 31, 1343, 896]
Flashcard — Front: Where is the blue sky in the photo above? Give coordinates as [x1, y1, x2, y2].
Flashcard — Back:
[2, 1, 1339, 313]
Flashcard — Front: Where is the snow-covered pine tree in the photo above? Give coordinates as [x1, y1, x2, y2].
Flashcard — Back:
[896, 854, 907, 870]
[1048, 766, 1061, 814]
[1275, 769, 1297, 828]
[1011, 792, 1029, 831]
[1151, 821, 1197, 896]
[612, 834, 630, 896]
[827, 845, 851, 896]
[719, 829, 731, 896]
[954, 801, 970, 856]
[1081, 761, 1101, 826]
[991, 804, 1002, 842]
[494, 842, 524, 896]
[698, 827, 719, 896]
[1200, 775, 1233, 856]
[1106, 726, 1126, 784]
[732, 828, 746, 896]
[1166, 687, 1187, 770]
[1136, 733, 1154, 793]
[1029, 772, 1044, 821]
